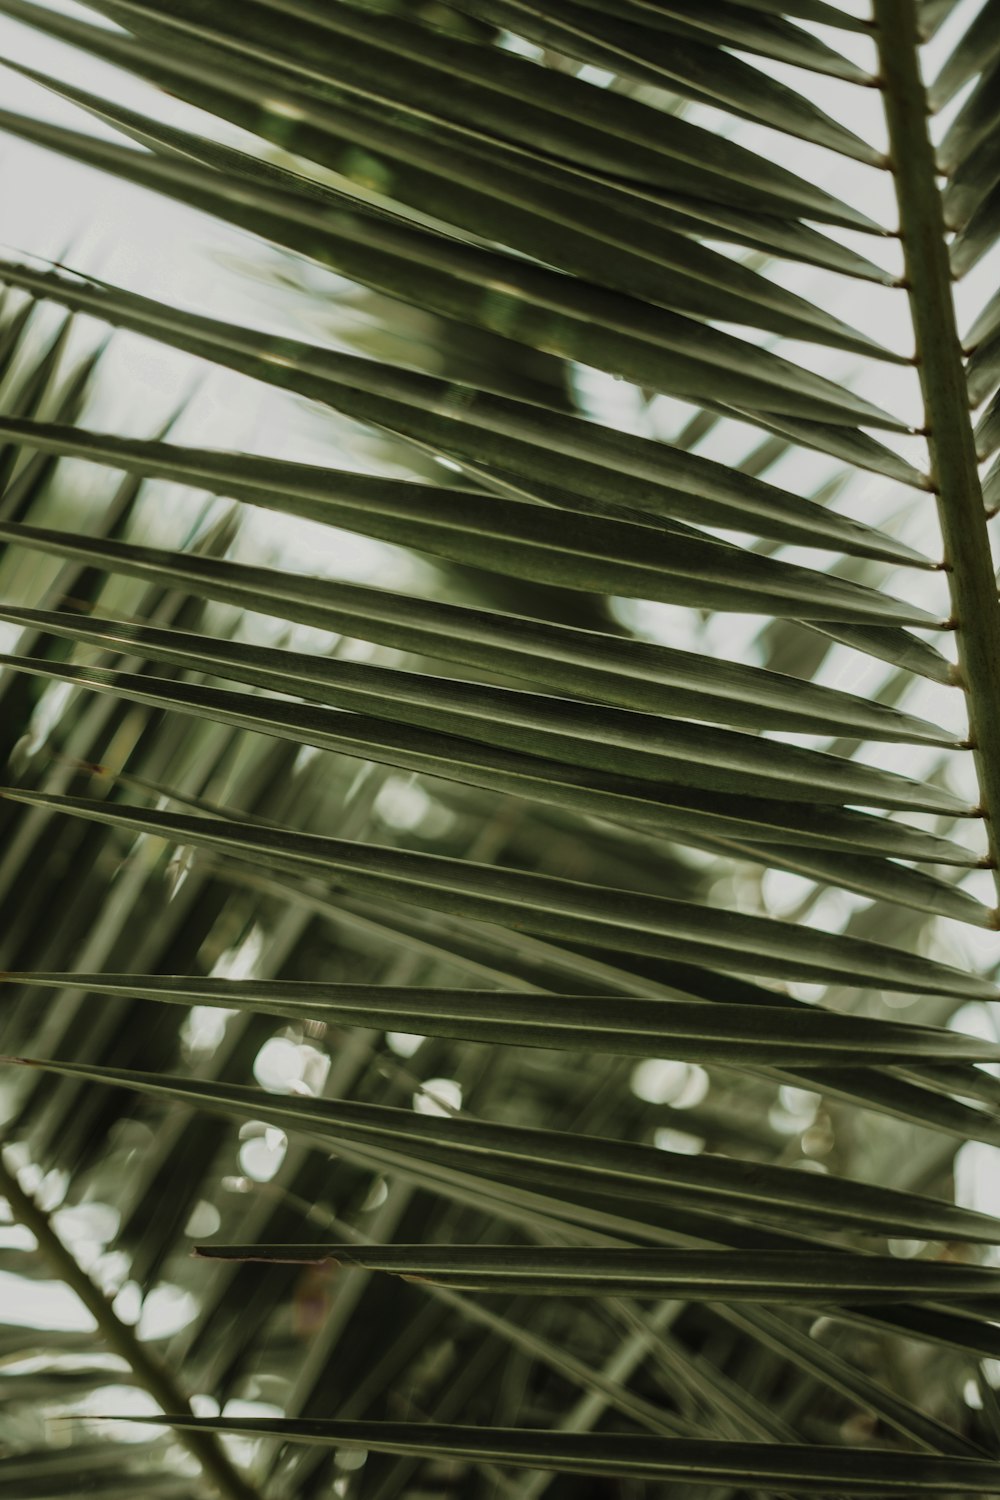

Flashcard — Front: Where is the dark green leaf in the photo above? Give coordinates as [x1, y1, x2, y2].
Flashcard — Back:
[192, 1242, 1000, 1304]
[1, 791, 993, 998]
[8, 1055, 1000, 1242]
[10, 971, 1000, 1067]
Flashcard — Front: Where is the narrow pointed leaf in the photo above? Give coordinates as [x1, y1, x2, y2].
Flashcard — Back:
[80, 0, 886, 234]
[724, 1305, 987, 1456]
[0, 6, 894, 287]
[707, 400, 932, 487]
[114, 1415, 1000, 1493]
[0, 264, 920, 565]
[0, 622, 968, 813]
[426, 0, 882, 162]
[0, 527, 954, 728]
[966, 327, 1000, 409]
[569, 0, 875, 72]
[928, 0, 1000, 108]
[696, 834, 991, 926]
[10, 972, 1000, 1067]
[807, 619, 955, 685]
[192, 1243, 1000, 1304]
[0, 411, 934, 576]
[2, 73, 902, 365]
[0, 645, 974, 866]
[0, 493, 941, 645]
[8, 1056, 1000, 1242]
[2, 791, 993, 999]
[0, 111, 901, 426]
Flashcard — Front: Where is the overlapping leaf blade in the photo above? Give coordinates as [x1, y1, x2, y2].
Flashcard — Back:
[1, 0, 999, 1490]
[3, 789, 993, 997]
[10, 971, 1000, 1067]
[193, 1242, 1000, 1304]
[117, 1414, 1000, 1493]
[9, 1056, 1000, 1243]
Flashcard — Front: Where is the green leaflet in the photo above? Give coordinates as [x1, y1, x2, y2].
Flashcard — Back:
[966, 327, 1000, 409]
[951, 191, 1000, 292]
[113, 1415, 1000, 1493]
[437, 0, 878, 160]
[563, 0, 874, 74]
[0, 0, 998, 1486]
[0, 76, 901, 366]
[726, 1305, 982, 1456]
[0, 408, 933, 574]
[8, 1057, 1000, 1243]
[38, 837, 988, 1142]
[0, 620, 967, 812]
[927, 0, 1000, 107]
[104, 1412, 1000, 1493]
[192, 1242, 1000, 1304]
[0, 12, 894, 287]
[0, 1447, 189, 1499]
[951, 183, 1000, 279]
[0, 473, 943, 630]
[693, 834, 989, 926]
[918, 0, 964, 40]
[938, 53, 1000, 179]
[0, 265, 924, 592]
[807, 619, 954, 686]
[32, 983, 989, 1256]
[3, 646, 979, 916]
[10, 972, 1000, 1067]
[2, 791, 993, 998]
[983, 454, 1000, 512]
[944, 127, 1000, 241]
[0, 112, 902, 428]
[975, 389, 1000, 460]
[5, 647, 977, 868]
[703, 399, 931, 487]
[80, 0, 885, 233]
[199, 1146, 1000, 1353]
[0, 524, 955, 717]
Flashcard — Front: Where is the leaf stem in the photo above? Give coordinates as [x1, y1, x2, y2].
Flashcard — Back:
[0, 1147, 263, 1500]
[874, 0, 1000, 908]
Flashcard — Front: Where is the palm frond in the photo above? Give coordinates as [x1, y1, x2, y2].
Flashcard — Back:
[2, 0, 1000, 1495]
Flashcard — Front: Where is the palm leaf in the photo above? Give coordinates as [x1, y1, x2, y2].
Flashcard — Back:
[2, 0, 1000, 1494]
